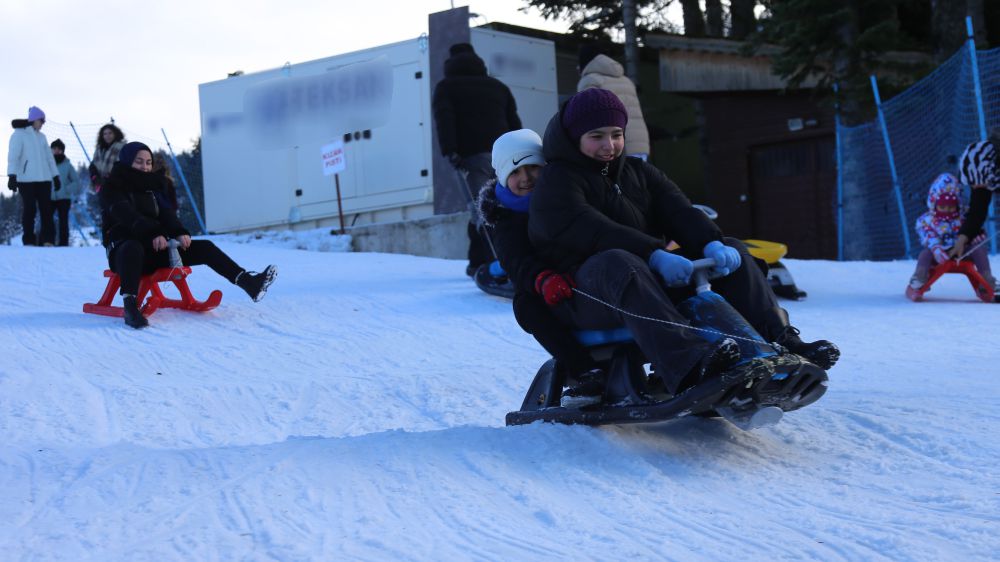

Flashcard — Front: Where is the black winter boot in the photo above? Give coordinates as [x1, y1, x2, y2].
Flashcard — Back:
[676, 338, 742, 393]
[236, 265, 278, 302]
[122, 295, 149, 329]
[774, 326, 839, 370]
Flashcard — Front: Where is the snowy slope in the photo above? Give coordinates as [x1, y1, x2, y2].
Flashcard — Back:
[0, 241, 998, 561]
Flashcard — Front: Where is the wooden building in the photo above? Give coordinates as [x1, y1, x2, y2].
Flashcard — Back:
[646, 34, 838, 260]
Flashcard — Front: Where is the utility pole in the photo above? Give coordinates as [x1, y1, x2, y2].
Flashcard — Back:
[622, 0, 639, 85]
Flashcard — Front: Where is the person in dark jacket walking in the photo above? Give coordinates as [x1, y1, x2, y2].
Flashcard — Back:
[477, 129, 601, 399]
[7, 106, 59, 246]
[101, 142, 277, 329]
[432, 42, 522, 276]
[527, 89, 839, 396]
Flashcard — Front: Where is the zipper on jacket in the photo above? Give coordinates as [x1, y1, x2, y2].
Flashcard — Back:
[601, 163, 609, 176]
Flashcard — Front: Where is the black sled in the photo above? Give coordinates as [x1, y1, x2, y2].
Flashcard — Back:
[505, 259, 829, 429]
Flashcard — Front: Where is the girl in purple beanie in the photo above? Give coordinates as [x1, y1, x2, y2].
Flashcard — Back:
[525, 88, 839, 400]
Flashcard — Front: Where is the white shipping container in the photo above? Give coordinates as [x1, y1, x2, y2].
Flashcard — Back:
[198, 29, 556, 234]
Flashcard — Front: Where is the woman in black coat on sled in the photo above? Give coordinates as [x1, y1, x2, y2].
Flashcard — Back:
[100, 142, 277, 329]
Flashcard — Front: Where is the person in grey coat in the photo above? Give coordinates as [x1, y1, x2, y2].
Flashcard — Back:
[50, 138, 81, 246]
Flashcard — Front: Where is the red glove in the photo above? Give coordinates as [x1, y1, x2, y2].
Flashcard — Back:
[535, 270, 575, 306]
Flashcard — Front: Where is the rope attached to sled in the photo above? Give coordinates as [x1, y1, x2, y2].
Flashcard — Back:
[957, 230, 1000, 261]
[570, 286, 777, 348]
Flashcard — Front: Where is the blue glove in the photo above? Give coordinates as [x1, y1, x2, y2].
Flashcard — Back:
[703, 240, 741, 276]
[649, 249, 693, 287]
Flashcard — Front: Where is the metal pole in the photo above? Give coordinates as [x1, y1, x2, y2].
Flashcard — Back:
[834, 82, 844, 261]
[334, 174, 345, 235]
[68, 121, 96, 246]
[966, 17, 988, 141]
[869, 75, 912, 257]
[69, 122, 93, 162]
[622, 0, 640, 85]
[965, 15, 995, 253]
[160, 128, 207, 235]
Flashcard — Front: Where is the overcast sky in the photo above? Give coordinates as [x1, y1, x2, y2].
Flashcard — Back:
[2, 0, 571, 193]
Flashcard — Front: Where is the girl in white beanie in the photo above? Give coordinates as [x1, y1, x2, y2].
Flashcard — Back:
[477, 129, 603, 403]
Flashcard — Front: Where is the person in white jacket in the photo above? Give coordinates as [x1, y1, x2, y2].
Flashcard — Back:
[577, 44, 651, 161]
[7, 106, 60, 246]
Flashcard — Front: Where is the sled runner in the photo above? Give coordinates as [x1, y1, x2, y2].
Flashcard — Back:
[83, 267, 223, 318]
[905, 260, 995, 303]
[505, 259, 828, 429]
[474, 260, 515, 299]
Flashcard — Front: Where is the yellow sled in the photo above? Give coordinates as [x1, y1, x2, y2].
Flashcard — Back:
[692, 205, 808, 300]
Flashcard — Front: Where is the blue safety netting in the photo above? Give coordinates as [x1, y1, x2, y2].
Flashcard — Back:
[838, 45, 1000, 260]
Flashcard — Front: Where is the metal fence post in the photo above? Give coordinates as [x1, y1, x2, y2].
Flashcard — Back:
[834, 83, 844, 261]
[966, 15, 996, 253]
[160, 129, 207, 235]
[869, 75, 912, 257]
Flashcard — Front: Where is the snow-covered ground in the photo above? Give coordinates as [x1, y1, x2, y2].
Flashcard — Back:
[1, 238, 998, 561]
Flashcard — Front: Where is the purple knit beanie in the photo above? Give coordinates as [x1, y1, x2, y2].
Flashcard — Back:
[27, 106, 45, 122]
[562, 88, 628, 141]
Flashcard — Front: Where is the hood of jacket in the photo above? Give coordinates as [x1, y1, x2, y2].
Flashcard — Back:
[581, 54, 624, 79]
[476, 180, 502, 227]
[925, 173, 966, 215]
[11, 119, 30, 129]
[444, 52, 487, 78]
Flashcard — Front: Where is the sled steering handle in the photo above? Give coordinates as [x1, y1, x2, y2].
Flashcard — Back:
[691, 257, 723, 294]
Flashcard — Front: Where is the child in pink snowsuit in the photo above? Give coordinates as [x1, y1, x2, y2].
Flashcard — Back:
[909, 173, 994, 289]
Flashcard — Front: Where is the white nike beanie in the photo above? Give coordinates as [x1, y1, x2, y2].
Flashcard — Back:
[491, 129, 546, 187]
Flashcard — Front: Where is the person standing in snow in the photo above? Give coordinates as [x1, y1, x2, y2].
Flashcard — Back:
[7, 106, 59, 246]
[477, 129, 603, 401]
[577, 44, 650, 161]
[89, 123, 126, 192]
[50, 139, 81, 247]
[949, 139, 1000, 280]
[527, 88, 839, 398]
[432, 42, 522, 276]
[100, 141, 277, 329]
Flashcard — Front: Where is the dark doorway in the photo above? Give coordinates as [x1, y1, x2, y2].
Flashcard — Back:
[748, 136, 837, 259]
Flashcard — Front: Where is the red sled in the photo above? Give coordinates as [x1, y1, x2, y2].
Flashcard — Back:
[83, 267, 223, 318]
[905, 260, 995, 303]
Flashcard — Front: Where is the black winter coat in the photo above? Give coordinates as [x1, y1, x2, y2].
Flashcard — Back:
[528, 110, 722, 271]
[477, 181, 549, 293]
[100, 162, 189, 247]
[432, 52, 522, 158]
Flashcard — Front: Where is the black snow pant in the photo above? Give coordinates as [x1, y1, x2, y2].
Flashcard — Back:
[18, 181, 54, 246]
[51, 199, 71, 246]
[551, 240, 791, 394]
[513, 292, 596, 377]
[458, 153, 496, 270]
[108, 239, 244, 296]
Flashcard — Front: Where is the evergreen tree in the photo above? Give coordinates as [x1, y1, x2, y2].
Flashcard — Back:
[751, 0, 936, 125]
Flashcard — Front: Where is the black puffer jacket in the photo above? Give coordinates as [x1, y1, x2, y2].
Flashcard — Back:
[477, 180, 549, 293]
[432, 52, 522, 158]
[100, 162, 189, 247]
[528, 109, 722, 271]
